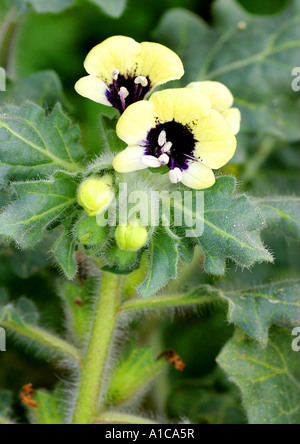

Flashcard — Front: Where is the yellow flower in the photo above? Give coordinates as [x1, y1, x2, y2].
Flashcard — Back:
[187, 81, 241, 135]
[115, 222, 148, 251]
[75, 36, 184, 114]
[78, 175, 114, 216]
[113, 88, 237, 190]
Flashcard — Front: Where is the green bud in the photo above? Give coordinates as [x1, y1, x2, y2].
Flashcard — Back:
[115, 223, 148, 252]
[78, 175, 114, 216]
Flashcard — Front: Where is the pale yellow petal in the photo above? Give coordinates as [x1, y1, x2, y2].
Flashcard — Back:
[194, 110, 237, 170]
[136, 42, 184, 86]
[113, 146, 147, 173]
[181, 161, 216, 190]
[222, 108, 241, 135]
[150, 89, 211, 125]
[75, 75, 111, 106]
[84, 36, 141, 82]
[116, 101, 156, 145]
[188, 81, 234, 113]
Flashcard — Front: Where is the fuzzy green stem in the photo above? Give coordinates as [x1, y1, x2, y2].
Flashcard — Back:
[94, 412, 158, 425]
[118, 293, 223, 314]
[72, 273, 121, 425]
[0, 321, 81, 363]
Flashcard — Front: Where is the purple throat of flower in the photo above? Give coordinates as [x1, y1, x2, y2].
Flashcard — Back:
[105, 69, 152, 113]
[142, 120, 199, 184]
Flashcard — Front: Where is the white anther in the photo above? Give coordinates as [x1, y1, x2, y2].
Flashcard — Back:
[158, 130, 167, 147]
[112, 69, 120, 80]
[119, 87, 129, 99]
[162, 141, 173, 153]
[142, 155, 162, 168]
[135, 76, 148, 87]
[158, 153, 170, 165]
[169, 168, 183, 184]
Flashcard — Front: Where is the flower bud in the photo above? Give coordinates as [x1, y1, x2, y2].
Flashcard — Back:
[78, 175, 114, 216]
[115, 222, 148, 252]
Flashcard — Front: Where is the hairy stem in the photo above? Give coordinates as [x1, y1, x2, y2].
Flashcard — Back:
[118, 293, 223, 314]
[94, 412, 158, 425]
[0, 321, 81, 363]
[72, 273, 121, 425]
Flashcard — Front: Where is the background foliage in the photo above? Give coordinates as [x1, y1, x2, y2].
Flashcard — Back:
[0, 0, 299, 425]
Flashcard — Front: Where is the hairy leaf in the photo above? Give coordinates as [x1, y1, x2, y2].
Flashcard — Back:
[13, 0, 75, 13]
[139, 228, 179, 299]
[28, 388, 64, 425]
[53, 216, 78, 280]
[171, 177, 272, 275]
[0, 71, 66, 108]
[90, 0, 127, 18]
[0, 171, 78, 248]
[105, 346, 165, 407]
[0, 102, 84, 185]
[218, 327, 300, 424]
[154, 0, 300, 141]
[255, 196, 300, 241]
[222, 280, 300, 345]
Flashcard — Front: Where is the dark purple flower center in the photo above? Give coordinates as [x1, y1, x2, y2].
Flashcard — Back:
[105, 73, 152, 114]
[145, 120, 197, 171]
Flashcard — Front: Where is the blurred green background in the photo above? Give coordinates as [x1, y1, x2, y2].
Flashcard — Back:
[0, 0, 294, 424]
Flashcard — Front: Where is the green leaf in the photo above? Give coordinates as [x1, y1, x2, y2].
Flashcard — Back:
[105, 346, 166, 407]
[255, 196, 300, 241]
[13, 0, 75, 13]
[0, 171, 78, 248]
[167, 370, 246, 424]
[218, 327, 300, 424]
[0, 101, 84, 185]
[0, 71, 66, 108]
[154, 0, 300, 141]
[1, 231, 57, 278]
[89, 0, 127, 18]
[222, 280, 300, 345]
[58, 278, 98, 344]
[139, 228, 179, 299]
[171, 177, 273, 275]
[29, 388, 64, 425]
[53, 216, 78, 280]
[0, 191, 10, 209]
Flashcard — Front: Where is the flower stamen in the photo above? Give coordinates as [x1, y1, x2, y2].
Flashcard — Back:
[135, 76, 148, 87]
[169, 168, 183, 184]
[162, 141, 173, 153]
[158, 130, 167, 147]
[118, 87, 129, 111]
[158, 153, 170, 165]
[142, 155, 162, 168]
[112, 68, 120, 81]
